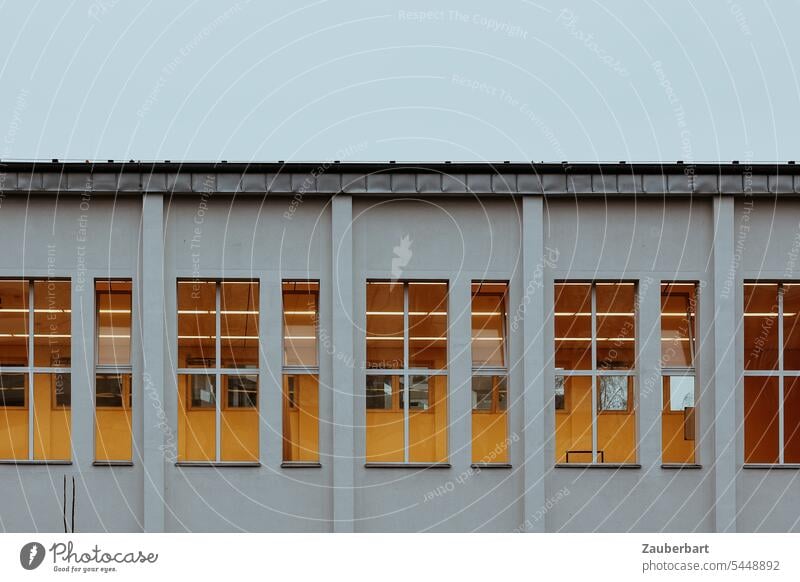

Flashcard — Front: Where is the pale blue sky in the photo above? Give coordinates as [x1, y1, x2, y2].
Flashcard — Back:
[1, 0, 798, 162]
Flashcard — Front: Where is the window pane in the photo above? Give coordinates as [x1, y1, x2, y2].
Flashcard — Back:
[743, 283, 779, 371]
[471, 375, 508, 463]
[471, 376, 493, 410]
[596, 283, 636, 370]
[177, 281, 216, 368]
[784, 376, 800, 463]
[95, 373, 132, 461]
[409, 282, 448, 370]
[0, 373, 28, 459]
[282, 374, 319, 462]
[366, 375, 404, 462]
[34, 280, 71, 367]
[597, 376, 636, 463]
[178, 374, 216, 461]
[408, 375, 447, 463]
[471, 282, 507, 368]
[744, 376, 779, 463]
[661, 283, 696, 369]
[783, 284, 800, 370]
[366, 282, 404, 369]
[283, 281, 319, 367]
[555, 283, 591, 371]
[96, 280, 132, 367]
[33, 373, 71, 461]
[554, 376, 565, 410]
[221, 281, 259, 369]
[662, 376, 696, 464]
[555, 375, 593, 463]
[221, 374, 258, 462]
[0, 280, 29, 366]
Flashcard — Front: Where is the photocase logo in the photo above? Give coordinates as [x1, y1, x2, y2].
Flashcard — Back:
[391, 235, 413, 279]
[20, 542, 45, 570]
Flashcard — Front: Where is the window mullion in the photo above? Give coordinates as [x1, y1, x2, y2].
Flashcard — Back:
[215, 282, 222, 462]
[779, 284, 785, 464]
[27, 280, 35, 461]
[403, 283, 409, 463]
[591, 284, 598, 462]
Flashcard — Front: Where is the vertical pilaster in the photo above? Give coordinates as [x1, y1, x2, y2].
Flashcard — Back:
[522, 195, 546, 532]
[142, 193, 165, 532]
[638, 276, 662, 472]
[712, 194, 737, 532]
[331, 194, 355, 532]
[449, 274, 472, 471]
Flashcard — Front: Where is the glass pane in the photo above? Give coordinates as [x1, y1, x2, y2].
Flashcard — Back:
[366, 282, 404, 369]
[661, 283, 696, 368]
[497, 377, 507, 411]
[283, 281, 319, 367]
[177, 281, 216, 368]
[282, 374, 320, 462]
[555, 375, 593, 463]
[178, 374, 216, 462]
[744, 376, 779, 463]
[784, 376, 800, 463]
[783, 284, 800, 370]
[33, 373, 71, 461]
[221, 281, 259, 368]
[472, 376, 493, 410]
[743, 283, 779, 371]
[34, 280, 71, 367]
[554, 376, 565, 410]
[0, 373, 28, 459]
[96, 280, 132, 366]
[94, 373, 132, 461]
[0, 280, 29, 366]
[366, 375, 398, 410]
[365, 375, 404, 462]
[471, 282, 507, 367]
[662, 376, 696, 464]
[409, 282, 448, 370]
[596, 283, 636, 370]
[471, 375, 508, 464]
[598, 376, 636, 463]
[221, 374, 258, 462]
[554, 283, 591, 371]
[408, 375, 447, 463]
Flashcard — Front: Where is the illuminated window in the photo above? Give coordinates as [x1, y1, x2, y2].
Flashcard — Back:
[0, 279, 71, 461]
[661, 283, 698, 464]
[95, 280, 132, 462]
[554, 282, 637, 464]
[743, 282, 800, 464]
[366, 281, 448, 463]
[282, 281, 319, 463]
[471, 282, 509, 464]
[177, 280, 259, 463]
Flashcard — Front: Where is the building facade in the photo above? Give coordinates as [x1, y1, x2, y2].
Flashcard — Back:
[0, 160, 798, 533]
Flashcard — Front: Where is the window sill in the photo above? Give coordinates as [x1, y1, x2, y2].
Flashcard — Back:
[281, 461, 322, 468]
[0, 460, 72, 466]
[175, 461, 261, 468]
[661, 463, 702, 469]
[93, 461, 134, 467]
[365, 463, 451, 469]
[743, 463, 800, 470]
[471, 463, 512, 469]
[555, 463, 641, 469]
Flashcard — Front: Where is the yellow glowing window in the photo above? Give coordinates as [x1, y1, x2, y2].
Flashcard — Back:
[554, 282, 637, 465]
[95, 280, 132, 462]
[0, 279, 72, 462]
[282, 281, 320, 463]
[177, 280, 259, 463]
[471, 282, 509, 464]
[366, 281, 448, 464]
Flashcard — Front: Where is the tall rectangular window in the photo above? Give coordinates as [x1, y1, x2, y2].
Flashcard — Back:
[95, 280, 132, 462]
[661, 282, 698, 464]
[0, 279, 71, 461]
[282, 281, 320, 463]
[366, 281, 448, 463]
[177, 280, 259, 463]
[743, 282, 800, 464]
[554, 282, 637, 464]
[471, 282, 509, 464]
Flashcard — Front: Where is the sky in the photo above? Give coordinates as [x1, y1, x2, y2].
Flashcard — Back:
[1, 0, 799, 163]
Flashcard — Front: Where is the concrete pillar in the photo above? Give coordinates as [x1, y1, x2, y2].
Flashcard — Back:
[448, 274, 472, 471]
[522, 195, 546, 532]
[141, 193, 165, 532]
[637, 276, 662, 472]
[331, 194, 355, 532]
[712, 194, 737, 532]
